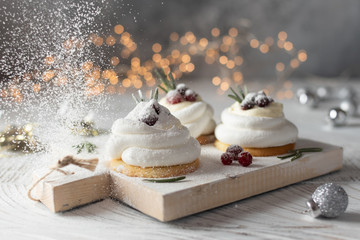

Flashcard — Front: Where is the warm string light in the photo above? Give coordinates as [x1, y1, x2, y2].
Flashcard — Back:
[1, 23, 307, 101]
[159, 26, 306, 95]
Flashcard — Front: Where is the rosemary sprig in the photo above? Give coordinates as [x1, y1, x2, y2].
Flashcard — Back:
[228, 86, 248, 103]
[132, 88, 159, 104]
[155, 68, 176, 93]
[278, 147, 323, 161]
[143, 176, 186, 183]
[73, 141, 97, 154]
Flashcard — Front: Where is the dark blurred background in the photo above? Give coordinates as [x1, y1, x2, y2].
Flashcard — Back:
[104, 0, 360, 78]
[1, 0, 360, 82]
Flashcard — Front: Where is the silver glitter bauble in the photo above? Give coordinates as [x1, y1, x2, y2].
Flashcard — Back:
[338, 87, 356, 99]
[306, 183, 348, 218]
[327, 107, 347, 126]
[316, 86, 332, 100]
[298, 90, 319, 108]
[296, 88, 308, 97]
[340, 99, 358, 116]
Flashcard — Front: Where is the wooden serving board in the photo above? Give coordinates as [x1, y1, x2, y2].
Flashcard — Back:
[31, 139, 343, 222]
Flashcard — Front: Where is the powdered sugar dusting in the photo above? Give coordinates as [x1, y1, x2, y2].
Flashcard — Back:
[126, 99, 180, 130]
[0, 0, 111, 160]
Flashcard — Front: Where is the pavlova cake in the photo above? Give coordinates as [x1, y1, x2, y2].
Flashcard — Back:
[107, 89, 201, 178]
[157, 69, 216, 144]
[215, 87, 298, 156]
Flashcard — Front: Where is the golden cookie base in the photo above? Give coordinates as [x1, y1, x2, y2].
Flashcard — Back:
[214, 140, 296, 157]
[110, 158, 200, 178]
[196, 134, 216, 145]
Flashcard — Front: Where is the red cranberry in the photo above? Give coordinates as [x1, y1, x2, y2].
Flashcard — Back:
[255, 97, 270, 107]
[139, 115, 158, 126]
[152, 102, 161, 115]
[241, 102, 255, 110]
[238, 151, 252, 167]
[176, 83, 188, 96]
[226, 145, 243, 156]
[184, 89, 197, 102]
[166, 90, 183, 104]
[221, 153, 233, 165]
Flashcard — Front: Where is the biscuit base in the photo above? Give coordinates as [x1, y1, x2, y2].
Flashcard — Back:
[214, 140, 296, 157]
[196, 133, 216, 145]
[110, 158, 200, 178]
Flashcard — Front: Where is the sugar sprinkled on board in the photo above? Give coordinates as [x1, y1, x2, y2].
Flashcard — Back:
[0, 0, 111, 160]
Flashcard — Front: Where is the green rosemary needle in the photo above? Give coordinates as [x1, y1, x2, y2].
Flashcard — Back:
[73, 141, 97, 154]
[143, 176, 186, 183]
[278, 147, 323, 161]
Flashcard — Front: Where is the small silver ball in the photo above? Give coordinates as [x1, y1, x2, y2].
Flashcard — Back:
[296, 88, 308, 97]
[298, 91, 319, 108]
[316, 86, 331, 100]
[338, 87, 356, 99]
[327, 107, 347, 126]
[311, 183, 348, 218]
[340, 99, 358, 116]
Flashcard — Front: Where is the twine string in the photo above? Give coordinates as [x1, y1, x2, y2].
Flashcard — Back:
[27, 155, 98, 201]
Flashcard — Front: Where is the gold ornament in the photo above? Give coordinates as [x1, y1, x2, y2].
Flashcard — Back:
[0, 124, 42, 153]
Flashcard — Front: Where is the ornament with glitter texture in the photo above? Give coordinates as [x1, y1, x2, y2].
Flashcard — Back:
[316, 86, 332, 100]
[305, 183, 348, 218]
[340, 99, 358, 117]
[327, 107, 347, 126]
[297, 89, 319, 108]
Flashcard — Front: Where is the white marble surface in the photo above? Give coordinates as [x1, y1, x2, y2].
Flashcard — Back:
[1, 81, 360, 239]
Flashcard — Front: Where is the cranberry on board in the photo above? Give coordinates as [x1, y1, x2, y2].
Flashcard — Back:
[226, 145, 243, 157]
[221, 153, 233, 165]
[238, 151, 253, 167]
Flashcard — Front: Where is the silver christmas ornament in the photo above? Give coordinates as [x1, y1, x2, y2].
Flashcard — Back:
[316, 86, 331, 100]
[327, 107, 347, 126]
[340, 99, 358, 116]
[298, 90, 319, 108]
[296, 88, 308, 97]
[338, 87, 356, 100]
[305, 183, 348, 218]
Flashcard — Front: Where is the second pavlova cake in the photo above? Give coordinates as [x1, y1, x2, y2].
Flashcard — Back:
[156, 69, 216, 145]
[215, 87, 298, 156]
[108, 89, 201, 178]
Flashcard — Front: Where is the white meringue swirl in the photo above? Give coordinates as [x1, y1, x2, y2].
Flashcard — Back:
[215, 102, 298, 148]
[159, 97, 216, 138]
[107, 100, 201, 167]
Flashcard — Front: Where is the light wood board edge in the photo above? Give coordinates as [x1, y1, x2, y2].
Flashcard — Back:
[33, 172, 111, 212]
[32, 144, 342, 221]
[109, 172, 165, 221]
[160, 146, 343, 222]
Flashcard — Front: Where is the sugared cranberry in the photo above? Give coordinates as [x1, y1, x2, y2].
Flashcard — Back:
[245, 92, 257, 102]
[166, 90, 183, 104]
[184, 89, 197, 102]
[257, 90, 266, 97]
[226, 144, 243, 157]
[221, 153, 233, 165]
[241, 101, 255, 110]
[176, 83, 188, 96]
[238, 151, 252, 167]
[152, 102, 161, 115]
[139, 115, 158, 126]
[255, 97, 270, 107]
